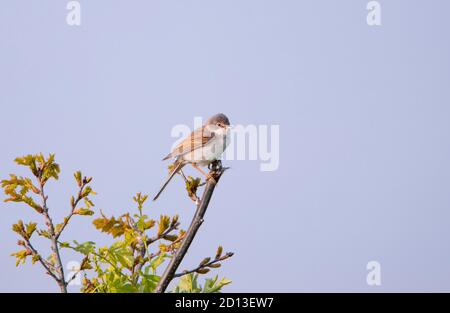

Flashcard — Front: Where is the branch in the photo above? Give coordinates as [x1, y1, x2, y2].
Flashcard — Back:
[154, 160, 227, 293]
[173, 252, 234, 278]
[145, 232, 186, 261]
[38, 180, 67, 293]
[146, 221, 180, 246]
[22, 238, 60, 283]
[129, 214, 180, 281]
[66, 269, 82, 286]
[55, 179, 89, 240]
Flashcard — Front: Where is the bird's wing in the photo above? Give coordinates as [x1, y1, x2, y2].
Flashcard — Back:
[163, 125, 216, 160]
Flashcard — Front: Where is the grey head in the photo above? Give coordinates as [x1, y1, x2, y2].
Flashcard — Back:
[206, 113, 230, 128]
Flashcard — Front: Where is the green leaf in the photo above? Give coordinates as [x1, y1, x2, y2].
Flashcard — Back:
[74, 208, 94, 216]
[80, 257, 93, 270]
[37, 229, 51, 239]
[14, 155, 39, 177]
[133, 192, 149, 210]
[41, 153, 60, 183]
[115, 252, 133, 269]
[93, 215, 130, 238]
[157, 215, 170, 236]
[74, 171, 82, 187]
[84, 198, 94, 208]
[11, 249, 31, 267]
[59, 242, 70, 248]
[163, 234, 178, 242]
[31, 254, 40, 265]
[2, 176, 44, 213]
[137, 216, 154, 232]
[25, 222, 37, 238]
[12, 220, 25, 237]
[81, 186, 93, 198]
[174, 273, 202, 293]
[202, 276, 232, 293]
[185, 176, 202, 201]
[54, 223, 64, 235]
[215, 246, 223, 259]
[72, 241, 96, 255]
[196, 268, 210, 275]
[150, 253, 168, 273]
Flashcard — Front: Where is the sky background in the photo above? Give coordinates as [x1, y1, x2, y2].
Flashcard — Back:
[1, 0, 450, 292]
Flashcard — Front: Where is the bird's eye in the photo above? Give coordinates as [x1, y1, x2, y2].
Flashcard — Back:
[217, 122, 222, 127]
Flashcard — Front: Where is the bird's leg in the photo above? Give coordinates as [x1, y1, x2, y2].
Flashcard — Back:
[191, 163, 216, 184]
[179, 169, 188, 183]
[181, 167, 206, 187]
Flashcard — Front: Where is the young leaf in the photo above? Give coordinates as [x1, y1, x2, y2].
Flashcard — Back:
[157, 215, 170, 236]
[215, 246, 223, 259]
[11, 249, 32, 267]
[12, 220, 25, 237]
[25, 222, 37, 238]
[196, 268, 210, 275]
[74, 208, 94, 216]
[74, 171, 82, 187]
[202, 276, 232, 293]
[200, 257, 211, 266]
[31, 254, 40, 265]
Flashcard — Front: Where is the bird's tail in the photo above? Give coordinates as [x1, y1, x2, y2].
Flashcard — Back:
[153, 161, 185, 201]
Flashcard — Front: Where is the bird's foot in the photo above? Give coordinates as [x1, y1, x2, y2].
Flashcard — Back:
[208, 160, 223, 172]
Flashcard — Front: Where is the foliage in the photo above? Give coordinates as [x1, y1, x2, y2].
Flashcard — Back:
[173, 274, 232, 293]
[2, 153, 233, 293]
[185, 176, 202, 202]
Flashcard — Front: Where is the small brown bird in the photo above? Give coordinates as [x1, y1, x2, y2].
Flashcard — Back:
[153, 113, 231, 201]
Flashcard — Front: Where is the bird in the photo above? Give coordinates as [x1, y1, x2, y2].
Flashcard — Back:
[153, 113, 231, 201]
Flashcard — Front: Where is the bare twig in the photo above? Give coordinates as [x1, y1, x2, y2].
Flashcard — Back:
[146, 222, 180, 246]
[173, 252, 234, 278]
[55, 180, 88, 240]
[66, 269, 82, 286]
[22, 238, 60, 283]
[38, 181, 67, 293]
[154, 160, 227, 293]
[145, 232, 186, 261]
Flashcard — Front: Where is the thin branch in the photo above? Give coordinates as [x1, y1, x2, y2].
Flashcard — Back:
[146, 222, 179, 246]
[66, 269, 82, 286]
[133, 220, 182, 282]
[22, 238, 60, 283]
[154, 160, 227, 293]
[38, 180, 67, 293]
[173, 252, 234, 278]
[145, 232, 186, 262]
[55, 181, 87, 240]
[60, 242, 123, 278]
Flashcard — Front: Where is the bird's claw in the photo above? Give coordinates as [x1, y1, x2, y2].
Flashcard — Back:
[208, 160, 223, 172]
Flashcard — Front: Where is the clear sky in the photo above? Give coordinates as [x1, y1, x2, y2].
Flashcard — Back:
[1, 1, 450, 292]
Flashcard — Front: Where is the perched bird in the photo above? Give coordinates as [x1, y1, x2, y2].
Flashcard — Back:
[153, 113, 231, 201]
